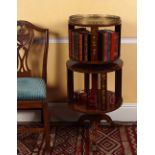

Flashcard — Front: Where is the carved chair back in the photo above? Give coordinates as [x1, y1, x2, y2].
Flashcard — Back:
[17, 20, 49, 83]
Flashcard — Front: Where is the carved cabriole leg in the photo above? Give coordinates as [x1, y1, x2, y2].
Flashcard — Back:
[90, 119, 98, 152]
[78, 114, 92, 125]
[78, 114, 113, 153]
[78, 114, 113, 126]
[98, 114, 114, 126]
[78, 115, 98, 152]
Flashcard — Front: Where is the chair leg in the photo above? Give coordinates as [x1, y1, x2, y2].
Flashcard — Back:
[41, 109, 44, 124]
[43, 102, 51, 151]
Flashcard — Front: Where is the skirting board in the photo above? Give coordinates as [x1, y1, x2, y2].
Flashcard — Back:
[17, 102, 137, 122]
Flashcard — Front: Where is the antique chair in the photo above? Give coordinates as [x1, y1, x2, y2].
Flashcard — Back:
[17, 20, 50, 150]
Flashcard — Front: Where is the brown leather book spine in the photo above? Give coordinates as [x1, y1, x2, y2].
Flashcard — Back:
[78, 32, 83, 61]
[83, 32, 88, 61]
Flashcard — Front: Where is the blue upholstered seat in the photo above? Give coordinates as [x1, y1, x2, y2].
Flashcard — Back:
[17, 78, 46, 101]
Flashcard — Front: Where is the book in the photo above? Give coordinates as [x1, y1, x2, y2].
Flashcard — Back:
[70, 28, 81, 60]
[98, 30, 118, 62]
[83, 32, 88, 61]
[74, 90, 87, 105]
[79, 29, 90, 62]
[87, 92, 98, 109]
[71, 28, 90, 61]
[87, 33, 91, 61]
[103, 31, 108, 62]
[73, 30, 79, 60]
[110, 31, 115, 61]
[98, 30, 103, 61]
[98, 30, 109, 62]
[78, 32, 83, 61]
[107, 31, 111, 62]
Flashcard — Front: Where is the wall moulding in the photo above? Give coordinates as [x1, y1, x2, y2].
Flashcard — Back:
[49, 37, 137, 44]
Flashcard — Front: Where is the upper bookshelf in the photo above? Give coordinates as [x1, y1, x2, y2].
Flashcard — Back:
[68, 14, 121, 63]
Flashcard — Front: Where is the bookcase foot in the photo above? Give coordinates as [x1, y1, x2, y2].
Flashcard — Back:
[78, 114, 113, 152]
[78, 114, 113, 126]
[98, 114, 113, 126]
[90, 119, 98, 152]
[78, 114, 96, 125]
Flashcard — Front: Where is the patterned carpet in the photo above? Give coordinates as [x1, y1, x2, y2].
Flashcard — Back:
[17, 122, 137, 155]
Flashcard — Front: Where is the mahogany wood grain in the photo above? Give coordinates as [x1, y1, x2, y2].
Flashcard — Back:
[66, 59, 123, 73]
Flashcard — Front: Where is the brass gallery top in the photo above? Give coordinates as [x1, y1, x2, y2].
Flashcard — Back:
[69, 14, 121, 27]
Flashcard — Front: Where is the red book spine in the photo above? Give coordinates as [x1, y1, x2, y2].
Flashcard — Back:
[110, 32, 115, 61]
[98, 31, 103, 61]
[103, 32, 108, 62]
[87, 94, 97, 109]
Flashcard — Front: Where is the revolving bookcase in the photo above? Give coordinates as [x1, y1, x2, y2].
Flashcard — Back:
[66, 14, 123, 151]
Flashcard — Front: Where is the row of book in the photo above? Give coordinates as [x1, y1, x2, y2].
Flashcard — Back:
[74, 89, 115, 110]
[73, 73, 115, 110]
[69, 28, 119, 62]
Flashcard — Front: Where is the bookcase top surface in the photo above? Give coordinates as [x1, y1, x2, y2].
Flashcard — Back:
[69, 14, 121, 26]
[66, 59, 123, 73]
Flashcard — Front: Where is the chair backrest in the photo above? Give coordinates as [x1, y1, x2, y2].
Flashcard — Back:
[17, 20, 49, 83]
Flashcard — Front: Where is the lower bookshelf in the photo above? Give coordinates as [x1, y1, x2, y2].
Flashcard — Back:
[69, 90, 122, 115]
[66, 59, 123, 151]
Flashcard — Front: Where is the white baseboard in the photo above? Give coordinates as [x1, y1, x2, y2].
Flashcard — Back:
[17, 102, 137, 122]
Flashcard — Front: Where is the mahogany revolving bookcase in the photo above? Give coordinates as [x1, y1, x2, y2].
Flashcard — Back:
[66, 14, 123, 151]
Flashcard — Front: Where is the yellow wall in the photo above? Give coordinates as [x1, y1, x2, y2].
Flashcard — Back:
[18, 0, 136, 38]
[17, 0, 137, 104]
[47, 44, 137, 103]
